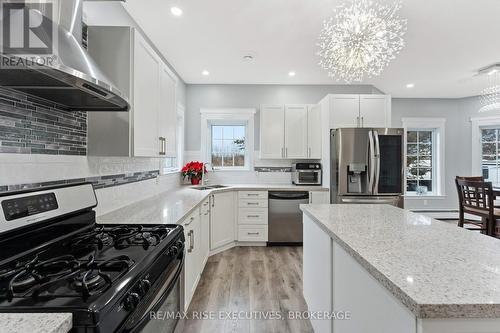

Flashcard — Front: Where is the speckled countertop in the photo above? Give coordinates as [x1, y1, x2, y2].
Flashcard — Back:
[300, 204, 500, 319]
[0, 313, 72, 333]
[97, 184, 328, 225]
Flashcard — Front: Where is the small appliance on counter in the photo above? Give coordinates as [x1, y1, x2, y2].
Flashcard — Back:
[0, 183, 184, 333]
[291, 163, 322, 186]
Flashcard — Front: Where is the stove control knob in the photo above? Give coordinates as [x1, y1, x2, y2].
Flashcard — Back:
[138, 279, 151, 295]
[123, 292, 140, 311]
[170, 246, 179, 256]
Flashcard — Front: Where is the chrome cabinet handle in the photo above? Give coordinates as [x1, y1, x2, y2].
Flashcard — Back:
[247, 193, 259, 197]
[356, 116, 360, 127]
[187, 230, 194, 253]
[159, 137, 166, 155]
[211, 194, 215, 207]
[185, 216, 195, 226]
[204, 212, 209, 216]
[285, 148, 288, 158]
[361, 117, 364, 128]
[247, 202, 259, 205]
[281, 147, 284, 158]
[247, 232, 260, 235]
[247, 215, 260, 218]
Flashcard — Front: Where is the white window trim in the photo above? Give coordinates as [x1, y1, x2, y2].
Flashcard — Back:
[402, 117, 446, 197]
[470, 116, 500, 176]
[200, 108, 256, 171]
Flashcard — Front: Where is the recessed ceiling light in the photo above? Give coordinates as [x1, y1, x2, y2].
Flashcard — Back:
[406, 83, 415, 88]
[243, 55, 254, 62]
[202, 70, 210, 76]
[170, 6, 183, 16]
[288, 71, 296, 77]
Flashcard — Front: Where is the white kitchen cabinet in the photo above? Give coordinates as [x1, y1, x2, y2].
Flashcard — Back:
[183, 210, 201, 310]
[284, 105, 308, 159]
[199, 198, 210, 268]
[87, 26, 178, 157]
[309, 191, 330, 204]
[359, 94, 391, 128]
[133, 32, 161, 157]
[307, 104, 322, 159]
[237, 191, 268, 242]
[330, 94, 361, 129]
[159, 64, 178, 157]
[260, 104, 321, 159]
[327, 94, 391, 129]
[260, 105, 285, 159]
[210, 191, 236, 250]
[303, 214, 333, 333]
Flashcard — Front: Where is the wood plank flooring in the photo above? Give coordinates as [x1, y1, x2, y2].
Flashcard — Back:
[183, 246, 313, 333]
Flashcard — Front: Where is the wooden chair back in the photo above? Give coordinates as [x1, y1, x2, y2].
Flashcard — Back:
[455, 179, 493, 213]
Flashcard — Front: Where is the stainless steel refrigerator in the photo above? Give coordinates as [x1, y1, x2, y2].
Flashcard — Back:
[330, 128, 405, 208]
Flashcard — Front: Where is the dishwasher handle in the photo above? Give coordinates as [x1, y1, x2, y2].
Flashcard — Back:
[269, 191, 309, 200]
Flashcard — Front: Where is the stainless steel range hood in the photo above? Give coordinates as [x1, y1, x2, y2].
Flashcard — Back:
[0, 0, 129, 111]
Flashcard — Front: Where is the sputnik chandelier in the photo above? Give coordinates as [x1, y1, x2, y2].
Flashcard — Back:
[317, 0, 407, 83]
[478, 64, 500, 113]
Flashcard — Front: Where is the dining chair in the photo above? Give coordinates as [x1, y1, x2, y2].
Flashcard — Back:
[455, 178, 499, 236]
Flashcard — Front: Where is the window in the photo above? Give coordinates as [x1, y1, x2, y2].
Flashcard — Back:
[406, 130, 434, 194]
[211, 125, 246, 168]
[200, 108, 256, 171]
[481, 128, 500, 184]
[402, 117, 445, 197]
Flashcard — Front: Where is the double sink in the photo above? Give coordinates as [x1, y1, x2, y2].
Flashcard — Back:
[191, 185, 228, 191]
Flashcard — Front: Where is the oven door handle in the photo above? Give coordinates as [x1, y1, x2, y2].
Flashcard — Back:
[120, 253, 185, 333]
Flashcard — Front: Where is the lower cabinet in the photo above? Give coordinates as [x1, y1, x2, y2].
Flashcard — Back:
[210, 191, 236, 250]
[183, 210, 201, 310]
[237, 191, 268, 242]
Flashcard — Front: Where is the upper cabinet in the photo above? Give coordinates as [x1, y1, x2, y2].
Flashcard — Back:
[87, 26, 178, 158]
[260, 104, 322, 159]
[329, 94, 391, 129]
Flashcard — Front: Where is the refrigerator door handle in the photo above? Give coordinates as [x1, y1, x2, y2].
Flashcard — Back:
[373, 130, 381, 194]
[368, 130, 376, 194]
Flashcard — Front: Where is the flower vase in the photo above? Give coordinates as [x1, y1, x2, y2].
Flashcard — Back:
[191, 177, 200, 185]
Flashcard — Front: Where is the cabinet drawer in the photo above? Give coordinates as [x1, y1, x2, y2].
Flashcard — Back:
[238, 191, 268, 200]
[238, 199, 268, 208]
[238, 225, 268, 242]
[238, 208, 268, 225]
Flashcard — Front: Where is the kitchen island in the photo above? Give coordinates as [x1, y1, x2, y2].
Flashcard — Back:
[300, 204, 500, 333]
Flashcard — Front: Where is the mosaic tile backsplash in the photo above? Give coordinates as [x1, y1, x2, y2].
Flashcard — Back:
[0, 88, 87, 155]
[0, 170, 160, 194]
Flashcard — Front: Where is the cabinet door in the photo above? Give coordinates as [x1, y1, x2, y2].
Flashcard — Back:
[159, 65, 177, 157]
[133, 31, 161, 157]
[285, 105, 308, 159]
[359, 95, 391, 128]
[260, 105, 285, 159]
[210, 192, 235, 250]
[330, 95, 360, 129]
[307, 104, 322, 159]
[309, 191, 330, 204]
[200, 200, 210, 269]
[303, 214, 332, 333]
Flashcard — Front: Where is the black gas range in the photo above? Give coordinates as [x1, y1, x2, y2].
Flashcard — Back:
[0, 183, 185, 333]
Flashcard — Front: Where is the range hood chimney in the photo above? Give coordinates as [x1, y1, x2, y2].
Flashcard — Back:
[0, 0, 130, 111]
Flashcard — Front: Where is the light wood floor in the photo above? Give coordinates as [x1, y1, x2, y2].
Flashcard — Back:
[183, 246, 314, 333]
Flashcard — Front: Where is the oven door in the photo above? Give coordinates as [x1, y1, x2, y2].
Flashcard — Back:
[119, 253, 184, 333]
[295, 170, 321, 185]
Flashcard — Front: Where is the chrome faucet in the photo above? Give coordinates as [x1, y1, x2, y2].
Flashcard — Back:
[201, 162, 213, 186]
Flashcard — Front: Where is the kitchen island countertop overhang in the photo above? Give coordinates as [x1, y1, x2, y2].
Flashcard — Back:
[300, 203, 500, 320]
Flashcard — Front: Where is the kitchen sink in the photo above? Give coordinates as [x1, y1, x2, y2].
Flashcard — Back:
[191, 185, 228, 190]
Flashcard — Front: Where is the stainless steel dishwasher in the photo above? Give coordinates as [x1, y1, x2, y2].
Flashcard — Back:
[268, 191, 309, 245]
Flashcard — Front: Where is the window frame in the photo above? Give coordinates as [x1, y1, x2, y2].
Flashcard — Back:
[200, 108, 256, 171]
[402, 117, 446, 197]
[471, 116, 500, 184]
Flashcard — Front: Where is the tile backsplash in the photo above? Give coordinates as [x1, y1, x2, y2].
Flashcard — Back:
[0, 87, 87, 155]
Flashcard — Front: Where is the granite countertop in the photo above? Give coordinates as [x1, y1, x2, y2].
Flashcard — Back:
[300, 204, 500, 319]
[97, 184, 328, 225]
[0, 313, 72, 333]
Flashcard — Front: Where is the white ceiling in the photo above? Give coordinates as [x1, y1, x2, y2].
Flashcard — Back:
[122, 0, 500, 98]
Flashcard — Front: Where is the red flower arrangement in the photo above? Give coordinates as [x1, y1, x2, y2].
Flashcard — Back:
[181, 161, 208, 185]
